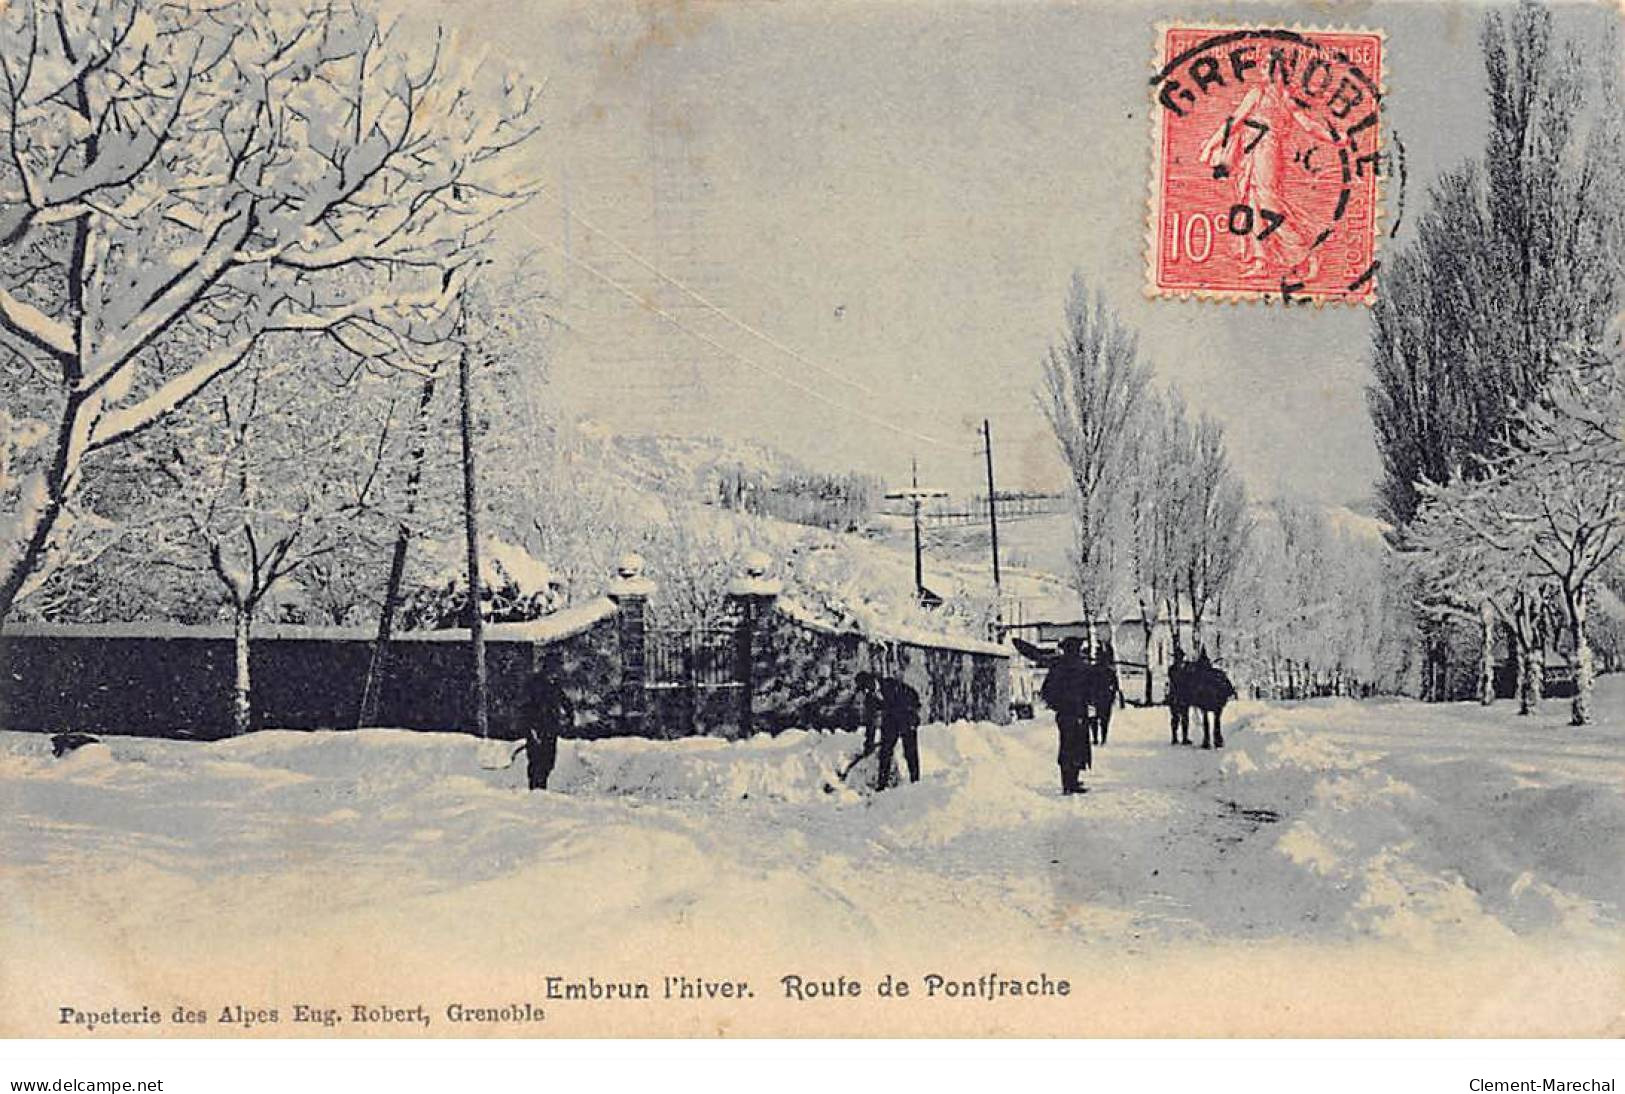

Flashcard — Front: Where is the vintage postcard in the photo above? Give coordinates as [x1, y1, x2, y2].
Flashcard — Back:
[1, 0, 1623, 1043]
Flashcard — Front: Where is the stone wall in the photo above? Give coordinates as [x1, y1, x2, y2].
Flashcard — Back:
[0, 600, 624, 741]
[0, 555, 1012, 740]
[735, 560, 1011, 736]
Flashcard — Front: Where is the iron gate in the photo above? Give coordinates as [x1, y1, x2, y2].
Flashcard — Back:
[642, 624, 746, 736]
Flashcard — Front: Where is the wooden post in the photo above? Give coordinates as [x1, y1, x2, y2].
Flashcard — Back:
[457, 336, 488, 738]
[357, 370, 439, 728]
[983, 420, 1002, 606]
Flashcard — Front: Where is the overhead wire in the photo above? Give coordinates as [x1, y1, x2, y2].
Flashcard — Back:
[510, 214, 959, 451]
[531, 183, 881, 400]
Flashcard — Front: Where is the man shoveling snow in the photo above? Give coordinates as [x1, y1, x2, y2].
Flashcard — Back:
[515, 669, 575, 791]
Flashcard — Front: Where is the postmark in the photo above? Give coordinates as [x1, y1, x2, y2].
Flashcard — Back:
[1146, 25, 1385, 305]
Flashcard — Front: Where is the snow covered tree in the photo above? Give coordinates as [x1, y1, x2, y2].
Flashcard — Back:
[0, 0, 542, 621]
[1368, 2, 1623, 529]
[143, 337, 406, 734]
[1041, 275, 1150, 642]
[1177, 410, 1250, 653]
[1410, 353, 1625, 725]
[1494, 365, 1624, 725]
[520, 422, 646, 603]
[1407, 477, 1556, 713]
[1223, 499, 1407, 700]
[1126, 389, 1175, 700]
[640, 508, 750, 629]
[1123, 387, 1249, 692]
[1365, 2, 1621, 699]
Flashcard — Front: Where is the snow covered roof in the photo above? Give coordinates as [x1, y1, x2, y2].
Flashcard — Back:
[484, 597, 619, 642]
[418, 535, 560, 593]
[774, 596, 849, 637]
[863, 617, 1010, 658]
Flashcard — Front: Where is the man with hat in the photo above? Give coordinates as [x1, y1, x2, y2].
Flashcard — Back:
[1040, 636, 1093, 794]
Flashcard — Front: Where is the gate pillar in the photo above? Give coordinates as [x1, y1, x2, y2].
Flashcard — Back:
[726, 551, 782, 737]
[607, 554, 657, 736]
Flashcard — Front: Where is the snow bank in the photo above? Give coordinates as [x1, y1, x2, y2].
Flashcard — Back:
[3, 679, 1621, 972]
[1205, 699, 1625, 944]
[551, 719, 1066, 843]
[550, 729, 863, 804]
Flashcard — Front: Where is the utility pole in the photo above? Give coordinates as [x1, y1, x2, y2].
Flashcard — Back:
[457, 321, 489, 739]
[982, 418, 1002, 599]
[911, 457, 922, 592]
[885, 457, 947, 603]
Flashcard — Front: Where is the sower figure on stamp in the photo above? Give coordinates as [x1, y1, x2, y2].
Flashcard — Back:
[517, 667, 575, 791]
[1040, 637, 1093, 795]
[875, 673, 922, 791]
[1197, 80, 1337, 279]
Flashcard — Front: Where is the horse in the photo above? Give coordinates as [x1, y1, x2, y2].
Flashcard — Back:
[1167, 656, 1236, 749]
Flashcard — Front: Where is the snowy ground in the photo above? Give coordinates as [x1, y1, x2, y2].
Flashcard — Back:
[3, 679, 1623, 1036]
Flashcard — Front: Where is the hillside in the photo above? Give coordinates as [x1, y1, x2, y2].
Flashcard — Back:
[539, 425, 1014, 639]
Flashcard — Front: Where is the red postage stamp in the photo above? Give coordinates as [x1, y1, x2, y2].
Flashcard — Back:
[1146, 25, 1385, 304]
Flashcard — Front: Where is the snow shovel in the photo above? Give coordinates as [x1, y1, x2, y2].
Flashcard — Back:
[478, 744, 527, 771]
[836, 743, 875, 782]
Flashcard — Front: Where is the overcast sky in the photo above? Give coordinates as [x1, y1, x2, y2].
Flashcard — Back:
[412, 0, 1612, 504]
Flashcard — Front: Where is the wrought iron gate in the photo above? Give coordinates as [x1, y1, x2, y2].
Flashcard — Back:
[642, 624, 746, 736]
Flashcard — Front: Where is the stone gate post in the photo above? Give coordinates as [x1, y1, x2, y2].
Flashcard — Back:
[607, 553, 656, 736]
[726, 551, 782, 737]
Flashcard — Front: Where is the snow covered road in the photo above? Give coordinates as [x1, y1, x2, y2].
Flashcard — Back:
[3, 680, 1622, 1036]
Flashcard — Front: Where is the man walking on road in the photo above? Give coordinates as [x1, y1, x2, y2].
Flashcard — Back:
[1041, 637, 1092, 795]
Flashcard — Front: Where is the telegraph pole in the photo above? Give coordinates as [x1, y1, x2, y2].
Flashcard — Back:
[911, 457, 922, 592]
[457, 322, 489, 739]
[982, 419, 1002, 597]
[885, 457, 947, 603]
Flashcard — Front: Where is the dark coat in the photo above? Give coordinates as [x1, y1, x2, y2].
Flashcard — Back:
[1081, 661, 1121, 711]
[875, 676, 923, 788]
[1040, 653, 1090, 715]
[518, 674, 573, 791]
[855, 687, 883, 732]
[521, 674, 575, 739]
[878, 677, 922, 732]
